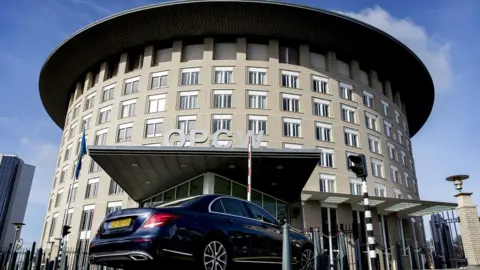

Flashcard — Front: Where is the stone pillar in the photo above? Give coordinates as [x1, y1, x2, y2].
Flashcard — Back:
[300, 194, 312, 231]
[446, 174, 480, 268]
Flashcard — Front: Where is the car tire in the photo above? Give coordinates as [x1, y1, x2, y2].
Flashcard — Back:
[198, 238, 230, 270]
[298, 246, 314, 270]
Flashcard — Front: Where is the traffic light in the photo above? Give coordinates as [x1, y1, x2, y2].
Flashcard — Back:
[62, 225, 71, 237]
[348, 154, 368, 178]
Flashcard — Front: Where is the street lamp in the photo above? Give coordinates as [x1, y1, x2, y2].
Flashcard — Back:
[446, 175, 469, 193]
[6, 222, 25, 269]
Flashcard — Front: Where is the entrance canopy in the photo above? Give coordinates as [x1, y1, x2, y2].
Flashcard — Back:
[302, 191, 457, 217]
[88, 146, 322, 202]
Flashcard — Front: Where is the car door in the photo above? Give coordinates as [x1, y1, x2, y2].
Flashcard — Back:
[243, 201, 283, 263]
[215, 198, 264, 262]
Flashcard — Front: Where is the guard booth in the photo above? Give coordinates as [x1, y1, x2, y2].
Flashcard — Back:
[88, 145, 323, 223]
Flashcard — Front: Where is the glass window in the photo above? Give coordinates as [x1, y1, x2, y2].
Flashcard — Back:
[211, 200, 225, 213]
[276, 202, 289, 222]
[245, 202, 277, 224]
[252, 190, 263, 207]
[232, 182, 247, 199]
[214, 175, 231, 195]
[263, 194, 276, 217]
[151, 194, 163, 206]
[176, 182, 189, 199]
[220, 198, 249, 218]
[164, 189, 175, 202]
[189, 176, 204, 196]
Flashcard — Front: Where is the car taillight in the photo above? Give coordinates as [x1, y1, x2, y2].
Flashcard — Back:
[142, 213, 178, 229]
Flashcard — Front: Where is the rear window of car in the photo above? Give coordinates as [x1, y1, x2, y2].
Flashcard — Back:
[156, 196, 202, 208]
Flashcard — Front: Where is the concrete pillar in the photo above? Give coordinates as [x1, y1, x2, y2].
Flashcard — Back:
[456, 193, 480, 266]
[300, 194, 312, 231]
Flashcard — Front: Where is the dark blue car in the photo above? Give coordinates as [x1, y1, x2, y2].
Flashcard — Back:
[89, 194, 314, 269]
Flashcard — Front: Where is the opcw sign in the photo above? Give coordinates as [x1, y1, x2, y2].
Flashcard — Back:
[163, 129, 265, 148]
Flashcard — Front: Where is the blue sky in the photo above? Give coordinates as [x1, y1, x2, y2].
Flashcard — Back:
[0, 0, 479, 245]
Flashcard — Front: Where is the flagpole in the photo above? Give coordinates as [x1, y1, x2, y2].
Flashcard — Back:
[247, 135, 252, 201]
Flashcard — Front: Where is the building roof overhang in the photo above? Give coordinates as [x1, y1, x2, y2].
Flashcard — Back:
[88, 145, 322, 203]
[302, 191, 457, 217]
[39, 0, 434, 136]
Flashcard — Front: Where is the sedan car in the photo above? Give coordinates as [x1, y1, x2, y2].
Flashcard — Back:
[89, 194, 314, 269]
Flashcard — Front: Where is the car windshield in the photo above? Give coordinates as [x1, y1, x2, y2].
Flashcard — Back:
[155, 196, 202, 208]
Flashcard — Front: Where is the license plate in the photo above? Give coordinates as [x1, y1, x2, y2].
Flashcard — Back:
[110, 218, 132, 229]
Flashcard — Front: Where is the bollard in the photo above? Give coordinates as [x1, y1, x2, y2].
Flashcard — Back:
[282, 222, 292, 270]
[28, 242, 36, 270]
[34, 248, 43, 270]
[313, 227, 321, 270]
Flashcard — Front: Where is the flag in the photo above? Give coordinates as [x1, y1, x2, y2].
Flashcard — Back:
[75, 128, 87, 180]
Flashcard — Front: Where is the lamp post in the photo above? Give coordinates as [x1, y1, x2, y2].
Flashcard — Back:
[6, 222, 25, 269]
[446, 174, 480, 268]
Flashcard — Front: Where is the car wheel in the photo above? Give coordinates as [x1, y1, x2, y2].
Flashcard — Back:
[201, 239, 229, 270]
[300, 247, 314, 270]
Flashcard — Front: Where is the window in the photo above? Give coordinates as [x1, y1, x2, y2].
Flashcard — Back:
[312, 76, 328, 93]
[181, 68, 200, 85]
[248, 115, 267, 134]
[350, 178, 363, 195]
[67, 183, 78, 203]
[395, 110, 401, 124]
[177, 115, 196, 134]
[79, 205, 95, 232]
[412, 178, 417, 192]
[247, 67, 267, 85]
[179, 91, 198, 110]
[212, 115, 231, 132]
[381, 100, 389, 116]
[409, 159, 416, 174]
[213, 90, 232, 108]
[124, 77, 139, 95]
[283, 118, 301, 137]
[363, 91, 374, 108]
[371, 159, 384, 178]
[387, 143, 397, 160]
[85, 178, 99, 199]
[66, 209, 74, 226]
[98, 106, 112, 124]
[403, 120, 408, 131]
[384, 121, 392, 137]
[404, 172, 410, 188]
[106, 201, 122, 216]
[145, 118, 163, 138]
[117, 123, 133, 142]
[401, 151, 406, 166]
[391, 165, 399, 183]
[95, 128, 108, 145]
[245, 202, 277, 224]
[55, 188, 63, 207]
[315, 122, 332, 142]
[59, 166, 68, 183]
[49, 213, 58, 238]
[397, 130, 404, 145]
[365, 112, 378, 131]
[69, 122, 77, 139]
[89, 160, 101, 173]
[79, 116, 91, 133]
[368, 135, 381, 154]
[73, 103, 81, 118]
[374, 183, 387, 197]
[214, 67, 233, 84]
[339, 82, 354, 101]
[247, 90, 267, 109]
[318, 148, 334, 168]
[319, 174, 335, 192]
[151, 71, 168, 89]
[120, 99, 136, 118]
[84, 93, 95, 110]
[148, 94, 166, 113]
[220, 198, 250, 218]
[282, 93, 300, 112]
[48, 195, 54, 211]
[64, 144, 72, 161]
[109, 179, 123, 195]
[393, 188, 403, 199]
[281, 70, 299, 88]
[102, 84, 115, 102]
[279, 46, 299, 65]
[344, 128, 359, 147]
[407, 194, 413, 200]
[313, 98, 330, 117]
[341, 105, 356, 123]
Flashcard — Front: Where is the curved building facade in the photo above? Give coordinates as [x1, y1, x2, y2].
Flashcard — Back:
[38, 1, 449, 269]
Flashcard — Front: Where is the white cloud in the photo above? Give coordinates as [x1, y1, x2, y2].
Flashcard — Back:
[338, 6, 452, 91]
